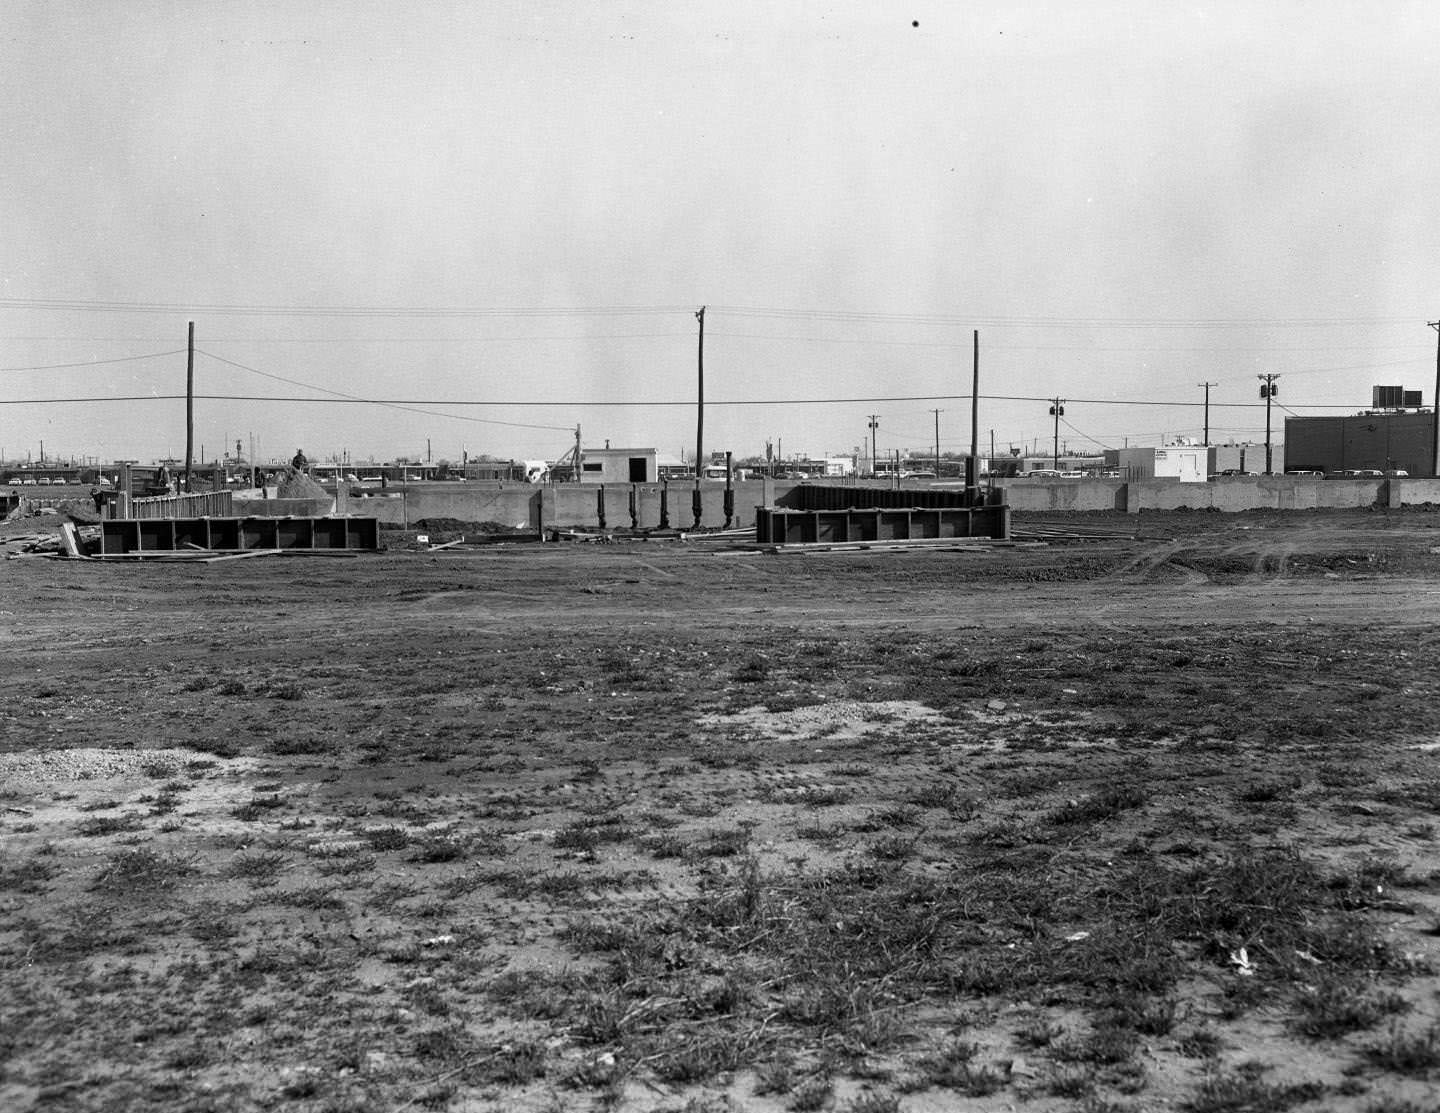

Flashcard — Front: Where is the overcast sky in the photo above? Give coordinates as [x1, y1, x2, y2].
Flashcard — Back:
[4, 1, 1440, 467]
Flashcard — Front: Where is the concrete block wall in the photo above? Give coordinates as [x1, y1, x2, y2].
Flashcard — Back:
[237, 476, 1440, 533]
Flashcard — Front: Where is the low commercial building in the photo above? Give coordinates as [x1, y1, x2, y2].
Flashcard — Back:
[577, 447, 659, 484]
[1115, 446, 1208, 482]
[1284, 411, 1432, 476]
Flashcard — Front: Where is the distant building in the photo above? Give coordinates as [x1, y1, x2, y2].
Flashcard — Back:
[1115, 446, 1208, 482]
[1207, 443, 1275, 476]
[577, 447, 658, 484]
[1284, 411, 1432, 476]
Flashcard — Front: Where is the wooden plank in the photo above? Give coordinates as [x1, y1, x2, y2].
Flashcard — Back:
[198, 549, 284, 564]
[57, 523, 85, 558]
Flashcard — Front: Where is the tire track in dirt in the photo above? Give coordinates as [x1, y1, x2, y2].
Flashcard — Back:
[1101, 540, 1209, 586]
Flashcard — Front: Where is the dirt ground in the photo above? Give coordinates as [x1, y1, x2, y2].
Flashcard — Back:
[2, 508, 1440, 1113]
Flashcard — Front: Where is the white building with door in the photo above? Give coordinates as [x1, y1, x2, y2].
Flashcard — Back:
[577, 447, 659, 484]
[1115, 446, 1207, 482]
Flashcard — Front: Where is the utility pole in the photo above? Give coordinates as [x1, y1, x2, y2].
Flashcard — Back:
[969, 330, 980, 492]
[184, 321, 194, 491]
[1198, 381, 1218, 445]
[932, 408, 942, 477]
[1258, 374, 1280, 475]
[867, 415, 879, 477]
[1430, 321, 1440, 476]
[694, 306, 705, 480]
[1049, 398, 1066, 469]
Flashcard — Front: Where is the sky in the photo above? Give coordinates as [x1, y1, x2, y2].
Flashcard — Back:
[4, 1, 1440, 467]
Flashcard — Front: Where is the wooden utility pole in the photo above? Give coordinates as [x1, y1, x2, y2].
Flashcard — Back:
[932, 408, 942, 476]
[969, 330, 980, 491]
[694, 306, 705, 480]
[184, 321, 194, 491]
[867, 415, 879, 476]
[1430, 321, 1440, 476]
[1198, 381, 1218, 445]
[1049, 398, 1066, 469]
[1258, 374, 1280, 475]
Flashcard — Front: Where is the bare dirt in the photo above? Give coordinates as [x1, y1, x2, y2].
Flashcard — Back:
[3, 508, 1440, 1113]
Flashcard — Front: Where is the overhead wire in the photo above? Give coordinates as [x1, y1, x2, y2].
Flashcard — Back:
[197, 350, 573, 433]
[0, 294, 1426, 328]
[0, 349, 186, 373]
[0, 388, 1374, 411]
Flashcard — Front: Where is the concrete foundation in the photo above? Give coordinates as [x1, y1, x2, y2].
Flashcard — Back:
[197, 476, 1440, 536]
[100, 516, 380, 554]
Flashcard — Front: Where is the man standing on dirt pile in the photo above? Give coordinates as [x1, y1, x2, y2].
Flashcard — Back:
[291, 448, 309, 472]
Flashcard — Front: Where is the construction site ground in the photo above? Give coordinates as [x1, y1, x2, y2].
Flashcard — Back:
[3, 507, 1440, 1113]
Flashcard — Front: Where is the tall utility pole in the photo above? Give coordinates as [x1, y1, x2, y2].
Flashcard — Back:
[867, 414, 879, 476]
[931, 408, 942, 477]
[1198, 381, 1218, 445]
[1049, 398, 1066, 469]
[1258, 373, 1280, 475]
[969, 330, 980, 492]
[694, 306, 706, 480]
[184, 321, 195, 491]
[1430, 321, 1440, 476]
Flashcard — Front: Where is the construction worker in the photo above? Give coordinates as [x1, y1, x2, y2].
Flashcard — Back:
[292, 449, 309, 472]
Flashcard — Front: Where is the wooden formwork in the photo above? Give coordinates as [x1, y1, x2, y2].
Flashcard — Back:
[754, 504, 1009, 544]
[99, 516, 380, 555]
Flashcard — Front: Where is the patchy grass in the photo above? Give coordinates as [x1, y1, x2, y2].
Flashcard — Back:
[6, 519, 1440, 1112]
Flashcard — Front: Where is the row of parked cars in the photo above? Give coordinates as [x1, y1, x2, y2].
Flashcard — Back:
[1215, 469, 1409, 478]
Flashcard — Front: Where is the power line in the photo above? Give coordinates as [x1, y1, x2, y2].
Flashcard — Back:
[0, 297, 694, 319]
[197, 351, 573, 432]
[710, 305, 1424, 328]
[0, 295, 1426, 327]
[0, 388, 1388, 412]
[1, 333, 1428, 354]
[1058, 416, 1114, 452]
[0, 349, 186, 373]
[710, 330, 1433, 353]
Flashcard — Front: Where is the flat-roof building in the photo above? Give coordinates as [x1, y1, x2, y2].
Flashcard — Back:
[577, 447, 658, 484]
[1284, 411, 1432, 476]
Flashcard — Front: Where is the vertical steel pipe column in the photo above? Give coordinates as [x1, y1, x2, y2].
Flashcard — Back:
[723, 451, 734, 529]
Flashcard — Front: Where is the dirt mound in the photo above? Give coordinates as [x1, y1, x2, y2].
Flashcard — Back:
[276, 468, 331, 500]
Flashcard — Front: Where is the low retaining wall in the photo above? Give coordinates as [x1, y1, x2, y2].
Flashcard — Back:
[339, 481, 776, 532]
[998, 476, 1438, 513]
[216, 476, 1440, 533]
